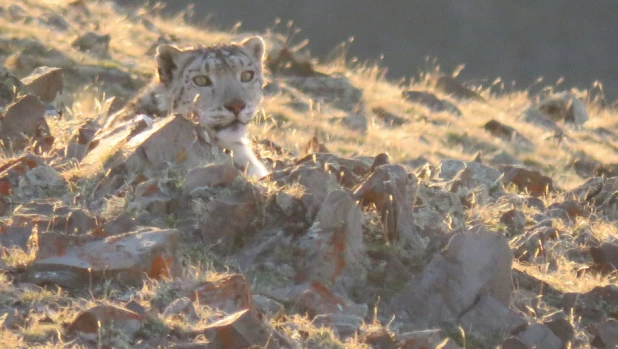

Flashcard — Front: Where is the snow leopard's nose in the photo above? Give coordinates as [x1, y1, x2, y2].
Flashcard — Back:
[224, 99, 246, 117]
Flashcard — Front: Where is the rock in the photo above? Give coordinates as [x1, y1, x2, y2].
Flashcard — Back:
[285, 74, 363, 111]
[403, 90, 462, 116]
[547, 199, 585, 220]
[313, 313, 362, 337]
[341, 109, 368, 132]
[69, 304, 145, 341]
[515, 323, 562, 349]
[83, 115, 218, 186]
[511, 226, 558, 261]
[459, 294, 527, 338]
[252, 295, 284, 316]
[484, 119, 520, 141]
[40, 13, 70, 32]
[359, 328, 398, 349]
[21, 66, 63, 102]
[543, 314, 574, 347]
[10, 200, 96, 235]
[500, 165, 554, 197]
[529, 92, 589, 126]
[591, 242, 618, 272]
[266, 45, 317, 77]
[561, 285, 618, 324]
[194, 181, 261, 253]
[129, 179, 176, 217]
[0, 94, 54, 152]
[28, 228, 180, 287]
[93, 213, 136, 237]
[353, 164, 425, 248]
[439, 159, 503, 195]
[0, 309, 28, 330]
[391, 228, 513, 331]
[591, 319, 618, 348]
[0, 154, 43, 197]
[567, 176, 603, 201]
[571, 157, 602, 178]
[182, 163, 239, 195]
[296, 152, 373, 189]
[500, 209, 526, 237]
[0, 226, 33, 251]
[71, 32, 110, 56]
[397, 329, 462, 349]
[435, 75, 484, 101]
[501, 337, 531, 349]
[295, 189, 368, 287]
[272, 164, 342, 219]
[372, 106, 406, 126]
[199, 309, 290, 349]
[162, 297, 198, 323]
[5, 41, 75, 73]
[268, 282, 367, 318]
[189, 274, 253, 314]
[0, 64, 28, 107]
[74, 66, 135, 89]
[412, 183, 467, 236]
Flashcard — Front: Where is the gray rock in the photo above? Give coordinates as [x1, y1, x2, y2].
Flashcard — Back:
[516, 323, 562, 349]
[21, 66, 63, 102]
[391, 227, 513, 331]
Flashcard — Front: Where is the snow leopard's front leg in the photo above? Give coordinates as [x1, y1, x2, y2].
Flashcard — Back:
[227, 140, 269, 179]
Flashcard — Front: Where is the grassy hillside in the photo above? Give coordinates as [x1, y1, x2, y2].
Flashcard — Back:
[1, 1, 618, 348]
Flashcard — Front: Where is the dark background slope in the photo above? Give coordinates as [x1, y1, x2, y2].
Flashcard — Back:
[117, 0, 618, 100]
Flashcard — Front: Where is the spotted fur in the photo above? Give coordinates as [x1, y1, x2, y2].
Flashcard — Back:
[103, 36, 269, 178]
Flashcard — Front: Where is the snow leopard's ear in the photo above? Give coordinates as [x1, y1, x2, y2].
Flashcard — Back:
[241, 36, 265, 62]
[156, 44, 182, 85]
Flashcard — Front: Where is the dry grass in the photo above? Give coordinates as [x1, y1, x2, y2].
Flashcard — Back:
[0, 0, 617, 347]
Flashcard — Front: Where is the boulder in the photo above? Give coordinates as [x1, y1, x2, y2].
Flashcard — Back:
[434, 75, 484, 101]
[71, 32, 110, 56]
[69, 304, 145, 341]
[182, 163, 239, 195]
[515, 323, 562, 349]
[189, 274, 254, 314]
[28, 228, 180, 287]
[525, 92, 588, 126]
[10, 200, 96, 235]
[0, 94, 54, 152]
[390, 228, 514, 331]
[295, 189, 368, 287]
[591, 319, 618, 348]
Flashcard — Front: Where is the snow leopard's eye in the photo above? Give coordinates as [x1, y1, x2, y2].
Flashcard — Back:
[240, 70, 254, 82]
[192, 75, 212, 87]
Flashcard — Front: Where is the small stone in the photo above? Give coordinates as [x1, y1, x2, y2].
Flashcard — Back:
[435, 75, 484, 101]
[71, 32, 110, 56]
[21, 66, 63, 102]
[403, 90, 462, 116]
[313, 313, 362, 337]
[69, 304, 145, 341]
[500, 165, 554, 197]
[162, 297, 198, 323]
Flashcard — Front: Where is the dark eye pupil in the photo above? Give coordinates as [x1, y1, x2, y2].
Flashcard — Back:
[193, 76, 210, 86]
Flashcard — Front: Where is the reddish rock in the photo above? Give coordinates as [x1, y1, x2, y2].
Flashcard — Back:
[189, 274, 253, 314]
[500, 209, 526, 237]
[359, 328, 398, 349]
[130, 179, 176, 216]
[201, 309, 290, 349]
[29, 228, 180, 287]
[500, 165, 554, 197]
[21, 66, 63, 102]
[0, 94, 54, 152]
[295, 189, 368, 287]
[69, 304, 145, 340]
[0, 154, 43, 197]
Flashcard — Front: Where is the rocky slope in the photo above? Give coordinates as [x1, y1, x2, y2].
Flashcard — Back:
[1, 1, 618, 348]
